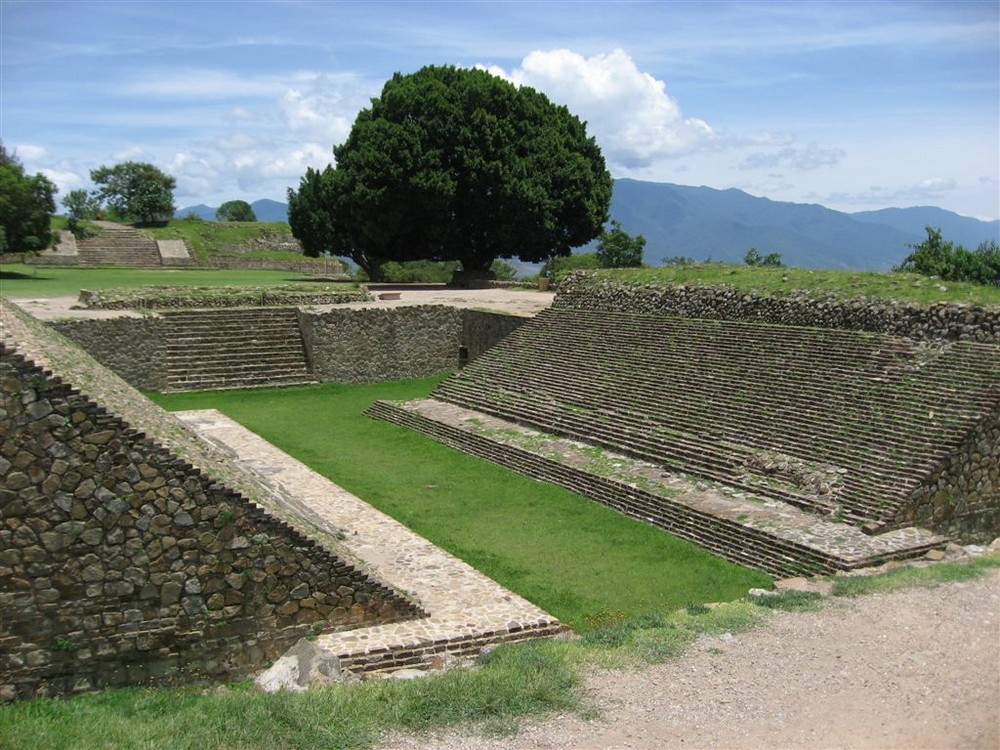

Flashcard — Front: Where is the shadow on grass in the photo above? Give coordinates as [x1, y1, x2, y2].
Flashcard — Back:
[0, 270, 51, 282]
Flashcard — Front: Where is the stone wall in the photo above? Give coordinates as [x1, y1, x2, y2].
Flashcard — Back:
[555, 273, 1000, 342]
[50, 317, 166, 392]
[0, 346, 424, 700]
[49, 306, 526, 390]
[299, 306, 464, 382]
[203, 255, 347, 276]
[896, 406, 1000, 542]
[462, 310, 528, 362]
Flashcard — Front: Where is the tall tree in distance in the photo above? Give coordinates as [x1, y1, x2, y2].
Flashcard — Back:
[0, 141, 57, 253]
[292, 65, 612, 284]
[90, 161, 175, 224]
[215, 199, 257, 222]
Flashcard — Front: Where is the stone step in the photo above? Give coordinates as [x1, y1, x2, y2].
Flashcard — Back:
[161, 308, 311, 392]
[366, 399, 947, 577]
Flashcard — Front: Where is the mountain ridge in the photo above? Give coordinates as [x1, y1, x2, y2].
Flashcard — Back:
[177, 180, 999, 271]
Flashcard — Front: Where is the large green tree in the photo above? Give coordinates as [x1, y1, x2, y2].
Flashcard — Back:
[0, 142, 57, 253]
[215, 199, 257, 222]
[288, 165, 388, 280]
[90, 161, 176, 224]
[292, 65, 611, 281]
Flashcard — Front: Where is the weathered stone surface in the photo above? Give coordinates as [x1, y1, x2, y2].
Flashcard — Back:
[254, 638, 342, 693]
[0, 336, 422, 701]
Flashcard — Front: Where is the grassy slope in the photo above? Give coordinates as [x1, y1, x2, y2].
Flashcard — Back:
[0, 265, 334, 298]
[150, 378, 770, 628]
[587, 265, 1000, 305]
[2, 559, 995, 750]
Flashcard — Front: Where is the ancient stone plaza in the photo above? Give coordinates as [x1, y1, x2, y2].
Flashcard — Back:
[1, 273, 997, 698]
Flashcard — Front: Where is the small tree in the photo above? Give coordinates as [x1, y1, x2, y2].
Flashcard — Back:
[596, 220, 645, 268]
[0, 142, 57, 253]
[216, 200, 257, 222]
[62, 189, 100, 221]
[744, 248, 784, 267]
[90, 161, 176, 224]
[897, 227, 1000, 286]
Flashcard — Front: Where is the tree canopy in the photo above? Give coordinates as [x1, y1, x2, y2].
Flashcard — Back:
[596, 220, 645, 268]
[0, 142, 57, 253]
[90, 161, 175, 224]
[897, 226, 999, 287]
[289, 65, 611, 280]
[216, 199, 257, 222]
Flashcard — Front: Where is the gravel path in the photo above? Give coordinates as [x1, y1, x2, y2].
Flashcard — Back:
[382, 569, 1000, 750]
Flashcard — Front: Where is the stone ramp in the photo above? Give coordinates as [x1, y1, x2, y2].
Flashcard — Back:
[174, 410, 565, 676]
[366, 399, 947, 577]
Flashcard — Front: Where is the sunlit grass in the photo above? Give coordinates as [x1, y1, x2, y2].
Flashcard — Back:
[150, 378, 771, 628]
[585, 265, 1000, 305]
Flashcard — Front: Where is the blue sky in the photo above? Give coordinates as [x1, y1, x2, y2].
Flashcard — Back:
[2, 0, 997, 219]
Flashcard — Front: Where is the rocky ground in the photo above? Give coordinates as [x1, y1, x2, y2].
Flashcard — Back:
[382, 568, 1000, 750]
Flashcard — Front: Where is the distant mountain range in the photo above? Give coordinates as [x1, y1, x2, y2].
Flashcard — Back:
[177, 180, 999, 271]
[176, 199, 289, 223]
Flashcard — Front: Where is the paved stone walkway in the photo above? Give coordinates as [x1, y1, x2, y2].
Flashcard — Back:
[175, 409, 564, 674]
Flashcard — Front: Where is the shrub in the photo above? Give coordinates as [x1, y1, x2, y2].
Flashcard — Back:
[896, 227, 1000, 286]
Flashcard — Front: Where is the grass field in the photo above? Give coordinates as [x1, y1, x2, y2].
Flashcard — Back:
[0, 264, 336, 299]
[587, 265, 1000, 305]
[150, 378, 771, 628]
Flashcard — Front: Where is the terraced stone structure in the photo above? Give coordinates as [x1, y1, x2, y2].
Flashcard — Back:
[0, 301, 562, 700]
[75, 225, 163, 268]
[0, 344, 426, 700]
[370, 275, 1000, 574]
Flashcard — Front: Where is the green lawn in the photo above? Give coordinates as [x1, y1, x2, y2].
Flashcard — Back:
[587, 265, 1000, 305]
[150, 377, 770, 629]
[0, 264, 334, 299]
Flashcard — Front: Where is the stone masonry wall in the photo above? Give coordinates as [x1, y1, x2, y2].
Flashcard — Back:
[48, 306, 525, 390]
[299, 306, 464, 382]
[0, 347, 423, 700]
[462, 310, 528, 362]
[50, 318, 166, 392]
[895, 405, 1000, 542]
[555, 273, 1000, 343]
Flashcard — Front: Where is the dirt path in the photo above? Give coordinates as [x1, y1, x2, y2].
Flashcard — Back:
[382, 569, 1000, 750]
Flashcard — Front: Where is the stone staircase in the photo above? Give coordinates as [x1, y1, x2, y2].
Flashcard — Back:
[162, 308, 314, 391]
[367, 399, 946, 577]
[368, 306, 1000, 574]
[431, 308, 999, 530]
[76, 225, 162, 267]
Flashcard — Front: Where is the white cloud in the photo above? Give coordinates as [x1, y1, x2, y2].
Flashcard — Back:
[14, 144, 48, 161]
[487, 49, 717, 171]
[112, 145, 149, 162]
[41, 169, 85, 194]
[741, 143, 846, 171]
[820, 177, 960, 208]
[280, 86, 355, 145]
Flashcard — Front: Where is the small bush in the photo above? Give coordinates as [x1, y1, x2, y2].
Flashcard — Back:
[896, 227, 1000, 286]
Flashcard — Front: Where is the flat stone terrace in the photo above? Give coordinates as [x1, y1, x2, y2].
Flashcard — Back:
[174, 410, 565, 675]
[431, 307, 1000, 531]
[367, 399, 946, 577]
